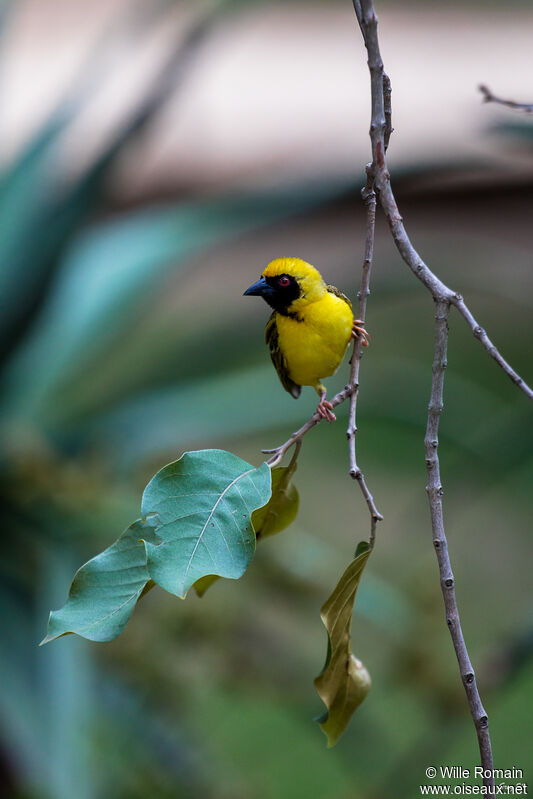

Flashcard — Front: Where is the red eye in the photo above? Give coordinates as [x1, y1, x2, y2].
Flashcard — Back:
[279, 276, 290, 287]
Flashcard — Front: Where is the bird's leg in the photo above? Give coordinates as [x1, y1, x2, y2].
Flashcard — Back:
[352, 318, 370, 347]
[316, 391, 336, 423]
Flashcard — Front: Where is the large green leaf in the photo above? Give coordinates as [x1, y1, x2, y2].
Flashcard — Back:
[40, 449, 271, 643]
[194, 460, 300, 596]
[314, 544, 372, 747]
[40, 519, 158, 644]
[141, 450, 271, 598]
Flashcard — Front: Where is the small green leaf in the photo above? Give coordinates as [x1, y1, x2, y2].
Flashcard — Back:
[40, 519, 158, 644]
[314, 547, 372, 747]
[252, 465, 299, 540]
[141, 449, 271, 599]
[193, 462, 300, 596]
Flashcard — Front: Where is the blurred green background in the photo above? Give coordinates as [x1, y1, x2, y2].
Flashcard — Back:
[1, 1, 532, 797]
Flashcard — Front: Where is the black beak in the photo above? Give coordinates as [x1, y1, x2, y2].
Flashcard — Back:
[243, 276, 272, 297]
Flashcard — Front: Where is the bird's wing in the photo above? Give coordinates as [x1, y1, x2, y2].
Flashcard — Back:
[326, 284, 353, 310]
[265, 312, 301, 399]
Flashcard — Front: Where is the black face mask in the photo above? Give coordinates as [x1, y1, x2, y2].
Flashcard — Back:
[243, 274, 301, 314]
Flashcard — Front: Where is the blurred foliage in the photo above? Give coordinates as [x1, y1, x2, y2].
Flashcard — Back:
[0, 0, 532, 797]
[491, 119, 533, 147]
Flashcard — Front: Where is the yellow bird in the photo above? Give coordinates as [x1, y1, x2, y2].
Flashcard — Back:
[244, 257, 368, 422]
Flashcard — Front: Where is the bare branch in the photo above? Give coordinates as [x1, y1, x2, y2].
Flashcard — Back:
[351, 0, 517, 784]
[353, 2, 533, 401]
[425, 300, 493, 783]
[347, 165, 383, 546]
[479, 84, 533, 113]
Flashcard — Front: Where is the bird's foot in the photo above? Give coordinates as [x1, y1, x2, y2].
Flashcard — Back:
[352, 319, 370, 347]
[316, 399, 336, 423]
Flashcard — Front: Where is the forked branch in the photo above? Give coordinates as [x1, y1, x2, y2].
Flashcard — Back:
[354, 0, 533, 401]
[349, 0, 533, 786]
[263, 381, 357, 467]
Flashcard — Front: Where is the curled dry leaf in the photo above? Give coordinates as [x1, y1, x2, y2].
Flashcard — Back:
[314, 544, 372, 747]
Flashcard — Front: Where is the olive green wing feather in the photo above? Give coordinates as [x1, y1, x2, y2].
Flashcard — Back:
[265, 312, 301, 399]
[326, 284, 353, 310]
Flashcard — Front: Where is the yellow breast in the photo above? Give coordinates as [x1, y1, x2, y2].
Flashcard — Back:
[275, 292, 353, 390]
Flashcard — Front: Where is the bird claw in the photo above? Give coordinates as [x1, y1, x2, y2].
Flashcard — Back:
[352, 319, 370, 347]
[317, 400, 336, 423]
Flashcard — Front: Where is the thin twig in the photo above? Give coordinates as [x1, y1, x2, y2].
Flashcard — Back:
[354, 0, 533, 400]
[346, 165, 383, 546]
[425, 300, 493, 783]
[479, 84, 533, 113]
[352, 0, 499, 784]
[263, 382, 358, 467]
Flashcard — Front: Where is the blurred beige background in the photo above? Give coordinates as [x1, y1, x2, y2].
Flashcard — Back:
[2, 0, 533, 196]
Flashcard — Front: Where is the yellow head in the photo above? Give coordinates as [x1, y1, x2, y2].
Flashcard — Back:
[244, 257, 326, 315]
